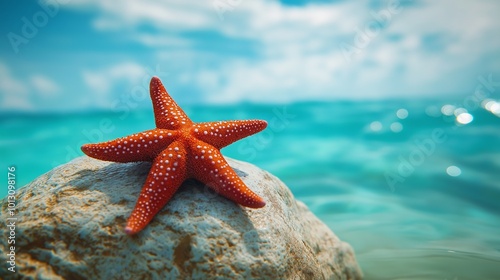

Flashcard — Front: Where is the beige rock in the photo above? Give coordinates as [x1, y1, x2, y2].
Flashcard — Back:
[0, 156, 362, 280]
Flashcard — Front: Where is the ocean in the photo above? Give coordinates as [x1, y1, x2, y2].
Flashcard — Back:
[1, 99, 500, 279]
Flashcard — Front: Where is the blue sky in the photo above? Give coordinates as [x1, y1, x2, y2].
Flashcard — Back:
[1, 0, 500, 112]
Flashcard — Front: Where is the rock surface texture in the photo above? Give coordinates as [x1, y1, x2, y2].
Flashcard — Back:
[0, 156, 363, 280]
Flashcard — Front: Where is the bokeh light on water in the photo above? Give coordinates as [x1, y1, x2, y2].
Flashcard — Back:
[446, 165, 462, 177]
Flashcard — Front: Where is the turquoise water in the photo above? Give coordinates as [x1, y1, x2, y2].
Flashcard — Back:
[2, 99, 500, 279]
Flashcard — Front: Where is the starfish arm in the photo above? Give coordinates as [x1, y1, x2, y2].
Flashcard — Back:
[192, 120, 267, 149]
[81, 129, 177, 162]
[188, 142, 265, 208]
[150, 77, 192, 129]
[125, 141, 188, 235]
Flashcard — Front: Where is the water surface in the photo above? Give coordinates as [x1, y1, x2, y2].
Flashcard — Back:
[2, 99, 499, 279]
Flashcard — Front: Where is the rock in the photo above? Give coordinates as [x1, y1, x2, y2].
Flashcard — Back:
[0, 156, 363, 280]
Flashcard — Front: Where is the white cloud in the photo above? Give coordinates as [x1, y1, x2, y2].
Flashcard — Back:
[0, 62, 28, 95]
[69, 0, 217, 30]
[65, 0, 500, 103]
[134, 35, 190, 47]
[80, 62, 158, 109]
[83, 62, 146, 94]
[0, 66, 66, 111]
[0, 62, 33, 110]
[30, 75, 60, 96]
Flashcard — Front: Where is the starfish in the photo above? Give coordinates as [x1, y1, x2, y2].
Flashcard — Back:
[81, 77, 267, 235]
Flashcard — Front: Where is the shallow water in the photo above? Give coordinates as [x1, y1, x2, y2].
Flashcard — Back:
[2, 99, 500, 278]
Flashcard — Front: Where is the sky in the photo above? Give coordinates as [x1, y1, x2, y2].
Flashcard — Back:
[1, 0, 500, 112]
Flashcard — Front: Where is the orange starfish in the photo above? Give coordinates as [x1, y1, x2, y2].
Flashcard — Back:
[81, 77, 267, 235]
